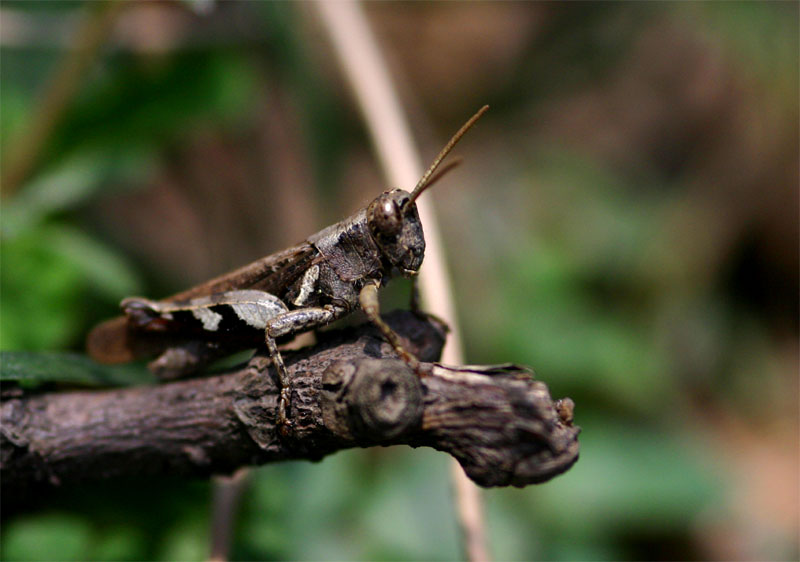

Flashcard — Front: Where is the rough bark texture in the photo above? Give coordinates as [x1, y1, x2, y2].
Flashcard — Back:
[1, 312, 579, 505]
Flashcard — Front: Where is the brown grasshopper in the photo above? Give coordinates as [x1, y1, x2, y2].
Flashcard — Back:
[87, 106, 488, 433]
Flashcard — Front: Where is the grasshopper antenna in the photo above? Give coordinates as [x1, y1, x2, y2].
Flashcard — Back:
[414, 157, 462, 197]
[404, 105, 489, 209]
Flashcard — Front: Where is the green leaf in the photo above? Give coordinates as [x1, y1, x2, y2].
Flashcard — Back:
[0, 228, 86, 350]
[45, 51, 256, 166]
[46, 223, 143, 299]
[0, 221, 142, 350]
[1, 351, 153, 387]
[1, 149, 154, 236]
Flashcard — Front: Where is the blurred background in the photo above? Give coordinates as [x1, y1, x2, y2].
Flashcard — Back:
[1, 1, 797, 560]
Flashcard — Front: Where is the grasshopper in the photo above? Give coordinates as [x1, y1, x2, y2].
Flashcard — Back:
[88, 106, 488, 432]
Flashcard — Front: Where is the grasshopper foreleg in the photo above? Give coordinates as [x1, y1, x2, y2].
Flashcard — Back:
[359, 282, 421, 373]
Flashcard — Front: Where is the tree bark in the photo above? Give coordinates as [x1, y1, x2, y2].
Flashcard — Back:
[1, 312, 579, 505]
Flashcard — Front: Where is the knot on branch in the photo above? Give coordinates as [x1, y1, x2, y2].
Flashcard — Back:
[321, 359, 423, 442]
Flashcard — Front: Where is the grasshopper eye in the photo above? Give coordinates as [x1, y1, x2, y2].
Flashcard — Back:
[369, 195, 403, 238]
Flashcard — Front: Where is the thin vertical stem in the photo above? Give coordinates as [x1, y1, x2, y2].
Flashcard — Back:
[313, 3, 488, 560]
[208, 469, 249, 562]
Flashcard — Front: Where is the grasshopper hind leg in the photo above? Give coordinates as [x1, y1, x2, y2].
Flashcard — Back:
[264, 305, 344, 436]
[122, 291, 307, 435]
[264, 334, 293, 435]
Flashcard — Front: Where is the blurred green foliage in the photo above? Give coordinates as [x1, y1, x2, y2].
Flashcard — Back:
[0, 350, 152, 387]
[1, 2, 797, 561]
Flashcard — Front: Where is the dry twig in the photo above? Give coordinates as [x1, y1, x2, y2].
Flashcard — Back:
[1, 312, 579, 510]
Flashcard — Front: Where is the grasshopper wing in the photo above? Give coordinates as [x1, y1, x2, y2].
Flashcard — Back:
[87, 243, 317, 364]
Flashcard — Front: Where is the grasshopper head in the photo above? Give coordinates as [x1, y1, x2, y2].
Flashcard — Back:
[367, 189, 425, 277]
[366, 105, 489, 279]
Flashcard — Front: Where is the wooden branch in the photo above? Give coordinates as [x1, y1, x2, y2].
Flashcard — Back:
[1, 312, 579, 505]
